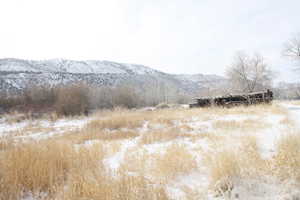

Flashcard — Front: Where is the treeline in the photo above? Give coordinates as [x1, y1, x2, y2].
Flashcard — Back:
[0, 83, 190, 116]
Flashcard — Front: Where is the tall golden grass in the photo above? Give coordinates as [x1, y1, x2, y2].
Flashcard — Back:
[0, 138, 13, 151]
[63, 170, 168, 200]
[87, 112, 147, 130]
[152, 144, 197, 182]
[139, 129, 182, 145]
[212, 119, 271, 133]
[203, 135, 268, 194]
[273, 133, 300, 181]
[0, 140, 75, 199]
[0, 137, 170, 200]
[0, 102, 296, 199]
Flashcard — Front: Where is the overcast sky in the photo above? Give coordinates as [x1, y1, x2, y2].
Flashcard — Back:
[0, 0, 299, 81]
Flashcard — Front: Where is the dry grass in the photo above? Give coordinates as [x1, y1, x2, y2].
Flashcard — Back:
[98, 130, 140, 140]
[12, 123, 56, 137]
[238, 135, 268, 173]
[140, 129, 182, 145]
[273, 133, 300, 181]
[2, 111, 62, 124]
[0, 102, 295, 199]
[90, 108, 185, 130]
[152, 143, 197, 182]
[202, 103, 287, 116]
[0, 136, 170, 200]
[121, 143, 197, 185]
[203, 135, 266, 194]
[197, 132, 225, 142]
[204, 149, 240, 194]
[0, 138, 14, 151]
[3, 112, 33, 124]
[0, 140, 105, 200]
[0, 140, 75, 199]
[87, 103, 287, 133]
[212, 119, 270, 133]
[279, 116, 295, 126]
[86, 108, 197, 135]
[63, 169, 169, 200]
[288, 100, 300, 106]
[87, 114, 146, 130]
[62, 129, 140, 144]
[121, 148, 149, 173]
[148, 114, 179, 126]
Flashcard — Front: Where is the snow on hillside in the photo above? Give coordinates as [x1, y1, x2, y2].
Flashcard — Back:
[0, 58, 226, 94]
[0, 58, 160, 74]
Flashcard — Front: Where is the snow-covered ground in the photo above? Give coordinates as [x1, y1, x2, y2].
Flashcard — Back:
[1, 102, 300, 199]
[0, 116, 91, 140]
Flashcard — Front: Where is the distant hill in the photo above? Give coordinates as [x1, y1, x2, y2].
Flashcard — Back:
[0, 58, 227, 95]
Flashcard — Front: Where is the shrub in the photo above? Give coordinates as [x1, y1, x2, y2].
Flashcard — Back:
[88, 86, 114, 109]
[23, 85, 57, 106]
[0, 93, 23, 111]
[55, 84, 89, 116]
[0, 86, 57, 113]
[112, 86, 141, 108]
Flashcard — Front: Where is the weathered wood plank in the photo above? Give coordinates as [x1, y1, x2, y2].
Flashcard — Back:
[189, 90, 273, 108]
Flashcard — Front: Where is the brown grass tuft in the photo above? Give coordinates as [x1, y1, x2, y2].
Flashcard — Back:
[0, 138, 14, 151]
[80, 129, 140, 143]
[140, 129, 182, 145]
[63, 170, 169, 200]
[203, 135, 265, 194]
[212, 119, 270, 133]
[0, 140, 74, 199]
[0, 140, 105, 199]
[204, 149, 240, 193]
[152, 143, 197, 181]
[273, 133, 300, 181]
[87, 112, 146, 130]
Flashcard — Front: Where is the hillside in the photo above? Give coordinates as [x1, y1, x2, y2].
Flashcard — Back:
[0, 58, 226, 95]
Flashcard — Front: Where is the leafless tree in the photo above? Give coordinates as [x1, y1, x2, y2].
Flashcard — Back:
[226, 52, 273, 93]
[282, 34, 300, 98]
[283, 33, 300, 77]
[283, 34, 300, 60]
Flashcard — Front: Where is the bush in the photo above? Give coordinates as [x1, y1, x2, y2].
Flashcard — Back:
[88, 86, 114, 109]
[88, 86, 143, 109]
[23, 85, 57, 105]
[112, 86, 142, 108]
[55, 84, 89, 116]
[0, 94, 23, 112]
[0, 86, 57, 113]
[0, 82, 190, 115]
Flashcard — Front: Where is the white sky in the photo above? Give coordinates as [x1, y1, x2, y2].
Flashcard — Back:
[0, 0, 299, 81]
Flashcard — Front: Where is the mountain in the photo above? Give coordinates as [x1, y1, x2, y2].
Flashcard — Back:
[0, 58, 226, 95]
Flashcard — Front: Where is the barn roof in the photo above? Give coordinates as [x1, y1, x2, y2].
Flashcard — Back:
[193, 90, 271, 100]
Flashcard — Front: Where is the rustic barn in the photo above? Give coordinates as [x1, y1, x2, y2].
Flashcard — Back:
[190, 90, 273, 108]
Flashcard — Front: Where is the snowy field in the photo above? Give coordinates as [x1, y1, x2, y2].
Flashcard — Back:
[1, 101, 300, 200]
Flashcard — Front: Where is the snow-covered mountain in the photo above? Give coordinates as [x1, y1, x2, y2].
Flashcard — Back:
[0, 58, 226, 95]
[0, 58, 160, 75]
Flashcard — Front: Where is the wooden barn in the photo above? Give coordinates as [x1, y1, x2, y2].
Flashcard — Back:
[189, 90, 273, 108]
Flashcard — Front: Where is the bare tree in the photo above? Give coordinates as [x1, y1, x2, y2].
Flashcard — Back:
[283, 34, 300, 60]
[226, 52, 273, 93]
[283, 34, 300, 77]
